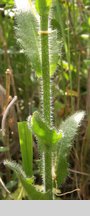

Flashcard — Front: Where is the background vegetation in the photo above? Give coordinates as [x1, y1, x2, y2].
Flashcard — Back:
[0, 0, 90, 199]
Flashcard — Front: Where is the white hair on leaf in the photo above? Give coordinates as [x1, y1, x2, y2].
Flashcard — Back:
[14, 0, 40, 21]
[14, 0, 31, 12]
[74, 111, 85, 124]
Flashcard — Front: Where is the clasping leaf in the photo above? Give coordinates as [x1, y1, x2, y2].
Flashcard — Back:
[31, 111, 63, 148]
[4, 160, 51, 200]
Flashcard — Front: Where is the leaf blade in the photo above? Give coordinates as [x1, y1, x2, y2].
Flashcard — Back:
[4, 160, 51, 200]
[15, 11, 41, 76]
[18, 121, 33, 177]
[55, 111, 85, 186]
[31, 111, 63, 151]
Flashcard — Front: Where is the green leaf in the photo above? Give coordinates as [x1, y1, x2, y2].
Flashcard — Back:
[55, 111, 85, 186]
[18, 121, 33, 177]
[4, 160, 51, 200]
[15, 11, 41, 77]
[56, 155, 68, 186]
[21, 178, 51, 200]
[31, 111, 62, 148]
[35, 0, 52, 15]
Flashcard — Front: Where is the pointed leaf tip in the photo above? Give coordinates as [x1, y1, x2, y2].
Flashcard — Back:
[14, 0, 31, 11]
[55, 111, 85, 187]
[73, 111, 85, 124]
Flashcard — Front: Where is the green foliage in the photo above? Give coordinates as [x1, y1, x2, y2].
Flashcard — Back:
[55, 111, 85, 186]
[0, 0, 88, 200]
[21, 178, 51, 200]
[4, 160, 27, 178]
[14, 0, 60, 77]
[4, 160, 51, 200]
[15, 11, 42, 77]
[18, 121, 33, 177]
[31, 111, 62, 148]
[0, 0, 14, 5]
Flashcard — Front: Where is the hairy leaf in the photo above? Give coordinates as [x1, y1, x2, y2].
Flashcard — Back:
[4, 160, 51, 200]
[55, 111, 85, 186]
[31, 111, 63, 148]
[15, 0, 31, 11]
[21, 178, 51, 200]
[15, 11, 41, 76]
[4, 160, 27, 179]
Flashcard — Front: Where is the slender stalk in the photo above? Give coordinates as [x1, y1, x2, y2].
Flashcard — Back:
[4, 70, 11, 161]
[40, 15, 52, 195]
[41, 16, 50, 125]
[67, 5, 74, 113]
[2, 96, 17, 136]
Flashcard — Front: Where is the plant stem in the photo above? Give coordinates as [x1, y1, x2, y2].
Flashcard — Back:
[67, 5, 74, 113]
[40, 15, 52, 195]
[41, 16, 50, 125]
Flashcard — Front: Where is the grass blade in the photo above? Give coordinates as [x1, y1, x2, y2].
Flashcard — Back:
[18, 121, 33, 177]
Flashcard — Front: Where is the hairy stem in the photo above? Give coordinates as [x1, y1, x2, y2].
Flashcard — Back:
[40, 15, 52, 196]
[41, 16, 50, 125]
